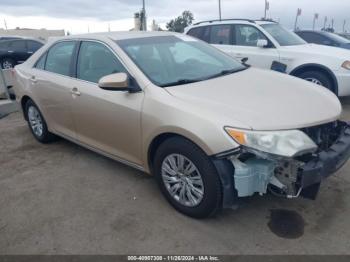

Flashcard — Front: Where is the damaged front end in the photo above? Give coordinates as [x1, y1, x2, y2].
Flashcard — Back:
[214, 121, 350, 209]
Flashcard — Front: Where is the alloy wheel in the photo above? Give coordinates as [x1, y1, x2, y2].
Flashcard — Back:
[2, 60, 13, 69]
[28, 106, 43, 137]
[161, 154, 204, 207]
[305, 77, 323, 86]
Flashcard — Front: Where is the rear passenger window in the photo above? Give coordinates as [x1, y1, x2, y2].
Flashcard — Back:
[27, 41, 43, 52]
[77, 41, 127, 83]
[210, 25, 232, 45]
[45, 41, 76, 76]
[187, 26, 210, 42]
[9, 40, 26, 50]
[187, 27, 204, 40]
[0, 41, 11, 49]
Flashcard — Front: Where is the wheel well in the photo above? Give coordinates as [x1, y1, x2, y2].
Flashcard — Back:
[290, 64, 338, 94]
[21, 95, 31, 121]
[147, 133, 196, 173]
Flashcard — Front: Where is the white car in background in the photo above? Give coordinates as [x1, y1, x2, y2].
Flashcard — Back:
[185, 19, 350, 96]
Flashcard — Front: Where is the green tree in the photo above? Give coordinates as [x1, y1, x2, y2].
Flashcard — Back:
[166, 11, 194, 33]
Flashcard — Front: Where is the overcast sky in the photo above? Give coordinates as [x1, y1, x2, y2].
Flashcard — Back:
[0, 0, 349, 34]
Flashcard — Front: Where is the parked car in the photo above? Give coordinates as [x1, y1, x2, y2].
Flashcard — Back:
[295, 30, 350, 50]
[0, 38, 43, 69]
[13, 32, 350, 218]
[185, 19, 350, 96]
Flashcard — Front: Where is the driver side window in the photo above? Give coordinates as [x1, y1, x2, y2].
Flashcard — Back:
[234, 25, 268, 47]
[77, 41, 127, 83]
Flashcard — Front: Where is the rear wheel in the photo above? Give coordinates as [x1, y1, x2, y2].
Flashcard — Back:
[1, 58, 15, 69]
[25, 99, 58, 143]
[298, 71, 334, 93]
[154, 137, 222, 218]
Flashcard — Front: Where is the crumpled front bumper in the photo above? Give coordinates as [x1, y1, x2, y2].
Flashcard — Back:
[299, 122, 350, 199]
[213, 121, 350, 208]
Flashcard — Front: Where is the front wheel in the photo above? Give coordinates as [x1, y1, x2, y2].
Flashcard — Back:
[298, 71, 334, 93]
[154, 137, 223, 218]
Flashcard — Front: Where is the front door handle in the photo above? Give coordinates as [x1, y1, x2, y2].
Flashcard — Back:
[71, 87, 81, 96]
[30, 76, 37, 83]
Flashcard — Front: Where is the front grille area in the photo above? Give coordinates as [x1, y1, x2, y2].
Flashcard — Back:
[301, 121, 343, 152]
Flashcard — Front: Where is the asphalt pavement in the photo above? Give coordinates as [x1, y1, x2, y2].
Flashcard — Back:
[1, 99, 350, 255]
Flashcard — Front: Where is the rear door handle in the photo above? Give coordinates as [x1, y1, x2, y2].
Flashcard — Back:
[7, 50, 14, 53]
[27, 51, 34, 54]
[71, 87, 81, 96]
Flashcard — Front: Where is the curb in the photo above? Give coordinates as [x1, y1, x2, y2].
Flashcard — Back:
[0, 100, 19, 119]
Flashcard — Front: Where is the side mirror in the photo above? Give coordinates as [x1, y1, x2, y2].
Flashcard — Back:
[98, 73, 129, 91]
[241, 57, 249, 65]
[257, 39, 269, 48]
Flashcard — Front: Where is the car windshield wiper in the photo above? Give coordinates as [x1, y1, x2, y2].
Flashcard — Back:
[204, 67, 248, 81]
[159, 67, 248, 88]
[160, 78, 202, 87]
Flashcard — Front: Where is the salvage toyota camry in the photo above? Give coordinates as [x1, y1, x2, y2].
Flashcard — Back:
[13, 32, 350, 218]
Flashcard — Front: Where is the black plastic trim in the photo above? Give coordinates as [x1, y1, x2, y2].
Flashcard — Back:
[299, 122, 350, 198]
[212, 158, 239, 209]
[290, 63, 339, 95]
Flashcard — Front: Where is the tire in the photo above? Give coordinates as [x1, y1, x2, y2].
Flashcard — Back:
[1, 58, 15, 69]
[25, 99, 58, 143]
[298, 71, 334, 93]
[153, 137, 223, 219]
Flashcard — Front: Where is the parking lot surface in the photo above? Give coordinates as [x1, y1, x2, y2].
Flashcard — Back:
[1, 99, 350, 255]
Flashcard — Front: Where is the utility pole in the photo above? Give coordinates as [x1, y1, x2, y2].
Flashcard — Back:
[294, 8, 302, 31]
[218, 0, 222, 21]
[344, 20, 347, 33]
[313, 13, 319, 30]
[3, 19, 7, 30]
[140, 0, 147, 31]
[331, 19, 334, 31]
[264, 0, 269, 20]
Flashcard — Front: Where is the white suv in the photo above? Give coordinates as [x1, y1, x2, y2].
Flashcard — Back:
[185, 19, 350, 96]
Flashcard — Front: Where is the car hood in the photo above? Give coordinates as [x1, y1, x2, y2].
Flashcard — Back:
[165, 68, 342, 131]
[282, 43, 350, 58]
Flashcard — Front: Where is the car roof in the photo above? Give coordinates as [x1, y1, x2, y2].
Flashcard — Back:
[49, 31, 180, 43]
[297, 30, 327, 34]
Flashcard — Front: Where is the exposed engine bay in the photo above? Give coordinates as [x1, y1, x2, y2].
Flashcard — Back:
[229, 121, 349, 199]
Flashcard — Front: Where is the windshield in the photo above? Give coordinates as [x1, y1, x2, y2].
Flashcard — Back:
[116, 35, 246, 87]
[261, 24, 306, 46]
[323, 32, 350, 44]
